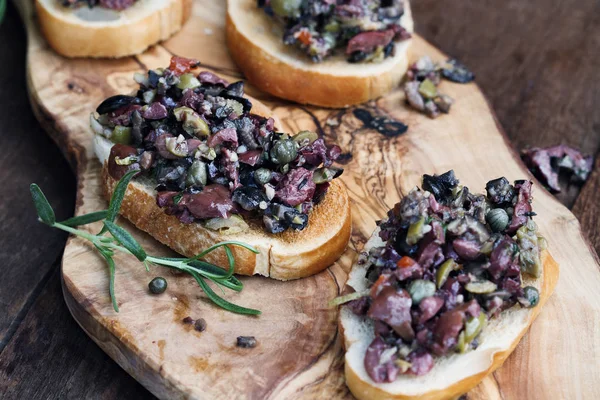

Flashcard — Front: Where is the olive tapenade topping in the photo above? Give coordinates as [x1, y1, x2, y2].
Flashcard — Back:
[61, 0, 137, 11]
[404, 56, 475, 118]
[258, 0, 411, 63]
[346, 170, 545, 383]
[92, 56, 343, 234]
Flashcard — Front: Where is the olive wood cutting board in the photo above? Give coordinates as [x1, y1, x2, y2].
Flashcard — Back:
[15, 0, 600, 398]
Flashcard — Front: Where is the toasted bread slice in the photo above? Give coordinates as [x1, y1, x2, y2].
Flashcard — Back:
[36, 0, 192, 58]
[93, 99, 351, 280]
[226, 0, 414, 108]
[339, 228, 559, 400]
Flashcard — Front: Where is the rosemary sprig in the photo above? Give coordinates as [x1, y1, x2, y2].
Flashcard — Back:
[30, 177, 261, 316]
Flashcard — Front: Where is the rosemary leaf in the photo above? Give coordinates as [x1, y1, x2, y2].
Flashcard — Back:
[192, 273, 260, 315]
[96, 245, 119, 312]
[60, 211, 108, 227]
[101, 169, 138, 234]
[30, 184, 56, 225]
[104, 221, 147, 261]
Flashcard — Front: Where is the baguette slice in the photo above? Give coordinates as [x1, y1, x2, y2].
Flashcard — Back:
[339, 227, 559, 400]
[36, 0, 192, 58]
[226, 0, 414, 108]
[93, 99, 351, 280]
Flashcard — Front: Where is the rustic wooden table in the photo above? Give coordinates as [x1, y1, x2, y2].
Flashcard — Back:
[0, 1, 598, 398]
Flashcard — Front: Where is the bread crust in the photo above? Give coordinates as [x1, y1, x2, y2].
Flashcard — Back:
[225, 0, 413, 108]
[341, 250, 559, 400]
[36, 0, 192, 58]
[101, 168, 351, 280]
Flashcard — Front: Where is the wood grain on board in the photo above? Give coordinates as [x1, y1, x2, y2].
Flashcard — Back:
[4, 0, 600, 399]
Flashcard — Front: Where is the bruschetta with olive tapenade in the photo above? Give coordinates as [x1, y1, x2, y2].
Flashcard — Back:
[338, 170, 558, 400]
[36, 0, 192, 58]
[226, 0, 414, 108]
[91, 56, 351, 280]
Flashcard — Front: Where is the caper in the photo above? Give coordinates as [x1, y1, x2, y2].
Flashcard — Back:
[270, 0, 302, 18]
[176, 73, 201, 90]
[111, 126, 132, 144]
[186, 160, 207, 187]
[254, 168, 272, 185]
[418, 79, 438, 99]
[166, 135, 188, 157]
[270, 139, 298, 165]
[465, 280, 497, 294]
[292, 130, 318, 146]
[486, 208, 509, 232]
[406, 216, 428, 246]
[149, 277, 167, 294]
[436, 259, 459, 289]
[519, 286, 540, 308]
[407, 279, 436, 305]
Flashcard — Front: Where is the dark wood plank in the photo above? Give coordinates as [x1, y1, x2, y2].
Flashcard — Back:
[0, 266, 152, 399]
[0, 3, 76, 346]
[572, 156, 600, 256]
[412, 0, 600, 208]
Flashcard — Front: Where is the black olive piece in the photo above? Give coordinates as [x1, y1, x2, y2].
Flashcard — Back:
[194, 318, 207, 332]
[96, 95, 140, 115]
[348, 51, 368, 63]
[441, 59, 475, 83]
[148, 70, 161, 87]
[131, 110, 144, 146]
[263, 215, 288, 234]
[215, 106, 234, 119]
[236, 336, 257, 348]
[393, 228, 419, 257]
[383, 42, 395, 58]
[232, 186, 268, 211]
[257, 0, 266, 7]
[485, 177, 515, 205]
[353, 109, 408, 137]
[422, 170, 459, 203]
[225, 81, 245, 97]
[182, 316, 194, 324]
[239, 168, 259, 188]
[148, 277, 167, 294]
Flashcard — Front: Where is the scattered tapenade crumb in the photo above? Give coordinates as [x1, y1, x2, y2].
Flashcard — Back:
[194, 318, 207, 332]
[236, 336, 257, 348]
[404, 56, 475, 118]
[61, 0, 136, 10]
[521, 144, 593, 192]
[346, 170, 545, 383]
[258, 0, 411, 63]
[182, 316, 194, 324]
[93, 56, 344, 234]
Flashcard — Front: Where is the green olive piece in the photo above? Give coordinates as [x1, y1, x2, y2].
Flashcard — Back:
[254, 168, 272, 185]
[407, 279, 436, 305]
[522, 286, 540, 308]
[456, 331, 467, 353]
[418, 79, 438, 100]
[436, 259, 459, 289]
[486, 208, 509, 232]
[465, 280, 498, 294]
[464, 312, 487, 344]
[313, 167, 341, 184]
[176, 73, 201, 90]
[149, 277, 167, 294]
[270, 0, 302, 18]
[204, 215, 249, 234]
[293, 130, 318, 146]
[173, 107, 210, 137]
[324, 20, 340, 33]
[406, 216, 427, 246]
[186, 160, 207, 187]
[111, 126, 132, 144]
[165, 136, 188, 157]
[270, 139, 298, 165]
[516, 225, 542, 278]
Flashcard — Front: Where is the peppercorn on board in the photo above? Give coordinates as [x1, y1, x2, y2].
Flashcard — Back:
[16, 0, 600, 399]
